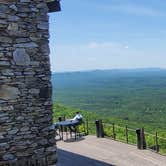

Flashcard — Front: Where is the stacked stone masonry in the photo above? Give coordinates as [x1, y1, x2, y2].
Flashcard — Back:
[0, 0, 56, 165]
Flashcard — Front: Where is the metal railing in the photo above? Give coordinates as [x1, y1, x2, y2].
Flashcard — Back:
[102, 122, 166, 155]
[54, 116, 166, 155]
[85, 119, 166, 155]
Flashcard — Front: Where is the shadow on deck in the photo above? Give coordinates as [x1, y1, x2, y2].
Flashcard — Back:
[57, 149, 115, 166]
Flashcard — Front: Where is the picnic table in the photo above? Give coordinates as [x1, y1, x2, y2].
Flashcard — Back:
[56, 120, 80, 126]
[55, 120, 82, 140]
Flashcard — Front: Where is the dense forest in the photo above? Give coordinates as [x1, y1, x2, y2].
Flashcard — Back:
[52, 69, 166, 131]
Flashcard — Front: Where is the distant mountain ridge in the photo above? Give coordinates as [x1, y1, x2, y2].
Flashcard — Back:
[52, 68, 166, 74]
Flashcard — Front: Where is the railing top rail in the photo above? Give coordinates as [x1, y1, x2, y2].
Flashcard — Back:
[103, 122, 136, 132]
[102, 122, 166, 140]
[144, 131, 166, 141]
[157, 136, 166, 141]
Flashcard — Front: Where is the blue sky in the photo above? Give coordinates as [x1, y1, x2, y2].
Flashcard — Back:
[49, 0, 166, 72]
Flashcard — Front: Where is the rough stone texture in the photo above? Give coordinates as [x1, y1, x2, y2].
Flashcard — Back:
[0, 0, 56, 165]
[13, 48, 30, 66]
[0, 85, 20, 100]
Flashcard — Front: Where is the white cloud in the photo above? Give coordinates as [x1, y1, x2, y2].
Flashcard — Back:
[88, 41, 127, 49]
[49, 41, 166, 72]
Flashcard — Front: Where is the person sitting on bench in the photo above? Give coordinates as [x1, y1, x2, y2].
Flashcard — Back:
[71, 112, 82, 122]
[69, 112, 83, 132]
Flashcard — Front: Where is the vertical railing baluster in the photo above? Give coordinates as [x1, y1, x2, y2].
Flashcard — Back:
[86, 117, 89, 135]
[112, 123, 115, 140]
[155, 131, 159, 152]
[126, 125, 128, 144]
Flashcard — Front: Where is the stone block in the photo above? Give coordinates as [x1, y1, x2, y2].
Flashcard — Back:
[0, 85, 20, 100]
[13, 48, 30, 66]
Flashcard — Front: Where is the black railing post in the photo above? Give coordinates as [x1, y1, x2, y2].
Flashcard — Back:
[126, 125, 128, 144]
[96, 120, 100, 138]
[95, 120, 104, 138]
[141, 128, 146, 149]
[58, 116, 62, 122]
[136, 128, 142, 149]
[136, 128, 146, 150]
[112, 123, 116, 140]
[58, 116, 65, 140]
[155, 132, 159, 152]
[58, 116, 65, 122]
[99, 120, 104, 138]
[86, 117, 89, 135]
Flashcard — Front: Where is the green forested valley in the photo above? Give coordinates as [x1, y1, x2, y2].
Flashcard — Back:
[52, 69, 166, 131]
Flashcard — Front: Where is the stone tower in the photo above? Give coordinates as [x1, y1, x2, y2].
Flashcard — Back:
[0, 0, 60, 165]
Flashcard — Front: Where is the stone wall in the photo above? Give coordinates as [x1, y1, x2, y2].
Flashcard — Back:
[0, 0, 56, 165]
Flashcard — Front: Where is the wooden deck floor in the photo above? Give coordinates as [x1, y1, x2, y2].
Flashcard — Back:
[57, 135, 166, 166]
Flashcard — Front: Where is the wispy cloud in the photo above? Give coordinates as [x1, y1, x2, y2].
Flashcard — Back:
[87, 41, 129, 49]
[50, 41, 166, 72]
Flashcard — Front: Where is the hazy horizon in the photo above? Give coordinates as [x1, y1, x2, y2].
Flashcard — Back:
[51, 67, 166, 73]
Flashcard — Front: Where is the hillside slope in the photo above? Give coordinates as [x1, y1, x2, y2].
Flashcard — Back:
[52, 69, 166, 129]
